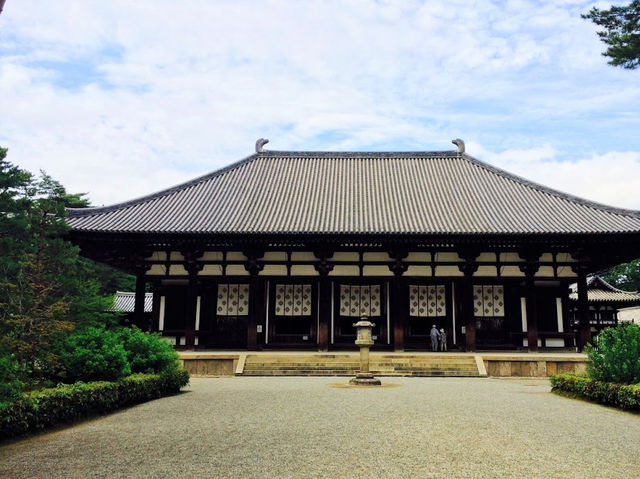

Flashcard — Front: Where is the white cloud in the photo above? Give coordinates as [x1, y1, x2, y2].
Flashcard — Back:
[0, 0, 639, 210]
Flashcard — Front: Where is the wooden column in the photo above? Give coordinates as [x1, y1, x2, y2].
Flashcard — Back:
[150, 282, 161, 332]
[519, 255, 541, 352]
[244, 250, 264, 351]
[388, 251, 408, 352]
[576, 267, 591, 352]
[314, 252, 334, 352]
[317, 278, 331, 351]
[458, 252, 479, 352]
[183, 250, 203, 349]
[134, 269, 146, 329]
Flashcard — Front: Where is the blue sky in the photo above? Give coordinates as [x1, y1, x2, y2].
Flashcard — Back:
[1, 0, 639, 208]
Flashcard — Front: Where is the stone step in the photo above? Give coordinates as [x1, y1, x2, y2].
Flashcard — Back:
[240, 354, 481, 377]
[242, 370, 479, 377]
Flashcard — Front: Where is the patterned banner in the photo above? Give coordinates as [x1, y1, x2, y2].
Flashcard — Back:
[473, 285, 504, 317]
[275, 284, 312, 316]
[409, 285, 446, 317]
[340, 285, 381, 317]
[217, 284, 249, 316]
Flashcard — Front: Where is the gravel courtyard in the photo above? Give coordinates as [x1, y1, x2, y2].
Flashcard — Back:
[1, 377, 639, 479]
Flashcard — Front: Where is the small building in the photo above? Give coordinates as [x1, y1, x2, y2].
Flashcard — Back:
[66, 140, 640, 352]
[110, 291, 153, 325]
[618, 306, 640, 324]
[569, 276, 640, 333]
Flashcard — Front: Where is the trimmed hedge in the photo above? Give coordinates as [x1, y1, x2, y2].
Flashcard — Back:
[0, 368, 189, 440]
[550, 373, 640, 411]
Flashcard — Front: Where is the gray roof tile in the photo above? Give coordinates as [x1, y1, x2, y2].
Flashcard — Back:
[67, 150, 640, 235]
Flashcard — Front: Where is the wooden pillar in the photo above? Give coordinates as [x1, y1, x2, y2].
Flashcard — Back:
[462, 275, 475, 351]
[388, 252, 408, 352]
[184, 271, 198, 348]
[246, 276, 261, 351]
[244, 249, 265, 351]
[576, 267, 591, 352]
[150, 281, 161, 332]
[134, 269, 146, 329]
[392, 276, 406, 351]
[183, 250, 203, 349]
[318, 277, 331, 351]
[524, 274, 538, 352]
[520, 255, 541, 352]
[458, 253, 479, 352]
[314, 253, 334, 352]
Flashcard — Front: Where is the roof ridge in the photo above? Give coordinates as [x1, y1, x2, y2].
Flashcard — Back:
[460, 153, 640, 220]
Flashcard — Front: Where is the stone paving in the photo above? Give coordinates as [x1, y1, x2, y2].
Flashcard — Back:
[1, 377, 639, 478]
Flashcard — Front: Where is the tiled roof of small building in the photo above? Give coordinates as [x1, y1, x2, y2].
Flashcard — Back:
[67, 149, 640, 235]
[569, 276, 640, 303]
[110, 291, 153, 313]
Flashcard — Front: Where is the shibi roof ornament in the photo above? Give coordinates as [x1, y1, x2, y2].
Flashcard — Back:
[255, 138, 269, 153]
[452, 138, 465, 153]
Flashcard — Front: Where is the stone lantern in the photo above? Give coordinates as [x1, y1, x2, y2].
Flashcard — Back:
[349, 316, 381, 386]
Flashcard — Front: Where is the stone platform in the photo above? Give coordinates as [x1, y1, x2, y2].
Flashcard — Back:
[178, 351, 587, 378]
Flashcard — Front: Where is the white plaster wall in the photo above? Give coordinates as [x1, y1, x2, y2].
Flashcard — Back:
[434, 266, 463, 277]
[333, 252, 360, 261]
[434, 252, 461, 262]
[362, 265, 393, 276]
[501, 266, 525, 277]
[225, 265, 249, 276]
[405, 265, 431, 276]
[260, 265, 288, 276]
[263, 251, 287, 261]
[406, 252, 430, 262]
[199, 265, 223, 275]
[146, 264, 166, 276]
[474, 266, 497, 277]
[329, 265, 360, 276]
[291, 252, 315, 261]
[363, 252, 392, 261]
[201, 251, 224, 261]
[477, 252, 497, 262]
[536, 266, 555, 277]
[500, 253, 523, 262]
[290, 265, 319, 276]
[168, 265, 188, 276]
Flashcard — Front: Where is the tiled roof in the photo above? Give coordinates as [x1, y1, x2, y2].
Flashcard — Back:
[110, 291, 153, 313]
[67, 149, 640, 235]
[569, 276, 640, 303]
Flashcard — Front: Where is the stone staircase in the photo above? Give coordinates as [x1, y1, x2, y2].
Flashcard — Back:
[240, 353, 482, 377]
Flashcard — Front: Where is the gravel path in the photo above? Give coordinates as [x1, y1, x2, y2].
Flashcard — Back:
[1, 377, 639, 478]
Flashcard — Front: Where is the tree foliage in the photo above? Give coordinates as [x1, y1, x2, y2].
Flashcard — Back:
[602, 258, 640, 292]
[586, 323, 640, 384]
[0, 148, 117, 381]
[582, 1, 640, 69]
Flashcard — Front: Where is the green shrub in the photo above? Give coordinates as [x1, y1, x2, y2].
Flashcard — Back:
[59, 326, 131, 382]
[118, 327, 180, 374]
[550, 373, 640, 411]
[586, 323, 640, 384]
[0, 368, 189, 440]
[0, 350, 24, 407]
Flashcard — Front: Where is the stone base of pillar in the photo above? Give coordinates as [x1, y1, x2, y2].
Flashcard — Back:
[349, 373, 381, 386]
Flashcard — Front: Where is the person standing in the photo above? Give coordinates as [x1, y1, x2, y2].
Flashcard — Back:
[439, 328, 447, 352]
[429, 325, 439, 352]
